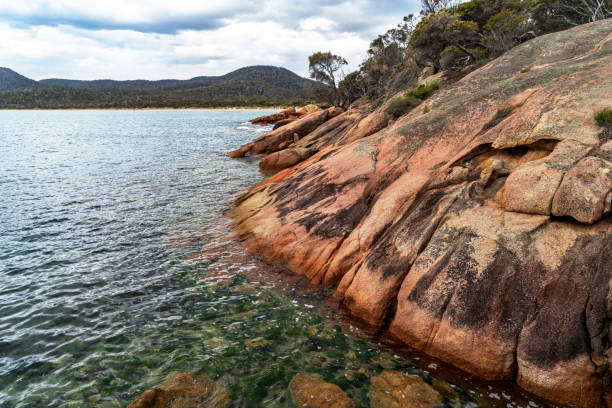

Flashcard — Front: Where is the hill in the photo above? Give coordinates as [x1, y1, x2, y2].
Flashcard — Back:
[0, 67, 39, 92]
[0, 66, 320, 108]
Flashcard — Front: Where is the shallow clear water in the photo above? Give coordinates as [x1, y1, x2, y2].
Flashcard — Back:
[0, 110, 555, 408]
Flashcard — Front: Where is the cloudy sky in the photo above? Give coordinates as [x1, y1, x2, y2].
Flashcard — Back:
[0, 0, 421, 81]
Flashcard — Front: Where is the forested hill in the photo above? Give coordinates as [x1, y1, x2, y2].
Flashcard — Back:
[0, 67, 39, 92]
[0, 66, 320, 108]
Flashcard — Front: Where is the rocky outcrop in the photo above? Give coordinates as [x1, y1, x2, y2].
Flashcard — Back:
[229, 107, 343, 158]
[230, 20, 612, 408]
[127, 372, 229, 408]
[250, 105, 320, 126]
[289, 373, 354, 408]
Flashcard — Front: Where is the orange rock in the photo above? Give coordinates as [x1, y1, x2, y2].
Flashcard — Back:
[228, 108, 342, 158]
[231, 20, 612, 408]
[259, 147, 315, 173]
[289, 373, 354, 408]
[250, 108, 296, 125]
[551, 156, 612, 223]
[369, 370, 443, 408]
[127, 372, 229, 408]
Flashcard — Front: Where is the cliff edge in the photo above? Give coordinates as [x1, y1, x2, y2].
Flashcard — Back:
[230, 20, 612, 407]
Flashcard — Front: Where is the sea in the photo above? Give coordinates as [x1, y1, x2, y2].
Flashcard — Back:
[0, 110, 552, 407]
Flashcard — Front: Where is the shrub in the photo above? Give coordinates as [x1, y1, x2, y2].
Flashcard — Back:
[441, 45, 468, 70]
[386, 79, 441, 117]
[407, 79, 441, 99]
[595, 107, 612, 125]
[386, 94, 421, 117]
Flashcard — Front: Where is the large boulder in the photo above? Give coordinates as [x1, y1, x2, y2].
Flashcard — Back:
[231, 20, 612, 408]
[127, 372, 229, 408]
[551, 156, 612, 223]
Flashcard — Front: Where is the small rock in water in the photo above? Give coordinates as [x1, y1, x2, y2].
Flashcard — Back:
[369, 370, 443, 408]
[88, 394, 101, 403]
[289, 373, 354, 408]
[127, 372, 229, 408]
[244, 336, 273, 349]
[204, 337, 231, 351]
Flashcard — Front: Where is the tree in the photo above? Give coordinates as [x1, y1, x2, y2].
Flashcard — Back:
[410, 11, 480, 69]
[338, 71, 367, 107]
[308, 52, 348, 106]
[536, 0, 612, 26]
[421, 0, 459, 15]
[482, 8, 531, 56]
[359, 15, 419, 101]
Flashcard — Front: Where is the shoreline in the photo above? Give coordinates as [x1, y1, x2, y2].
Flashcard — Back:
[0, 106, 288, 111]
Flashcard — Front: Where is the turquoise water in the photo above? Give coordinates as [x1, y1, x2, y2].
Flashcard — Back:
[0, 110, 552, 408]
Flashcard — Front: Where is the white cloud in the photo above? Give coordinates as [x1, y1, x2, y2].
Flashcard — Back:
[0, 1, 421, 80]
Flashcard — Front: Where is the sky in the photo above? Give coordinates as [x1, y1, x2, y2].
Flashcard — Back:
[0, 0, 421, 81]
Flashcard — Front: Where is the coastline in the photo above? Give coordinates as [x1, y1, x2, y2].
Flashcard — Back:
[227, 20, 612, 408]
[0, 106, 288, 111]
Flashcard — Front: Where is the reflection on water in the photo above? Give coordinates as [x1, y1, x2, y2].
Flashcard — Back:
[0, 110, 553, 407]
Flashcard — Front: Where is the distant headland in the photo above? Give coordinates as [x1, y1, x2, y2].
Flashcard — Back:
[0, 66, 321, 109]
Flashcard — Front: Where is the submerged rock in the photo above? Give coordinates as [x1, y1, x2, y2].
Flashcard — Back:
[127, 372, 229, 408]
[289, 373, 354, 408]
[369, 370, 443, 408]
[230, 20, 612, 408]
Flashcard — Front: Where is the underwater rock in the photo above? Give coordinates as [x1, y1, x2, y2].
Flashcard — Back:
[127, 372, 229, 408]
[289, 373, 354, 408]
[369, 370, 443, 408]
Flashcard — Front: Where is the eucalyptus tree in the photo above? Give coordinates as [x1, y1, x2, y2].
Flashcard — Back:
[308, 52, 348, 106]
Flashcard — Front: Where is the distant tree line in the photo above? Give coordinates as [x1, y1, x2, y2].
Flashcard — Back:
[309, 0, 612, 107]
[0, 66, 320, 109]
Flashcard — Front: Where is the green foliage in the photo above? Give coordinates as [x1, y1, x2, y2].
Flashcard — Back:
[407, 79, 441, 99]
[440, 45, 468, 70]
[454, 0, 484, 17]
[385, 79, 440, 117]
[386, 94, 421, 117]
[410, 11, 481, 70]
[354, 15, 418, 103]
[532, 0, 612, 30]
[595, 107, 612, 125]
[308, 51, 348, 105]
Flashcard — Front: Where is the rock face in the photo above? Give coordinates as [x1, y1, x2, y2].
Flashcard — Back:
[369, 370, 443, 408]
[289, 373, 354, 408]
[230, 20, 612, 408]
[127, 372, 229, 408]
